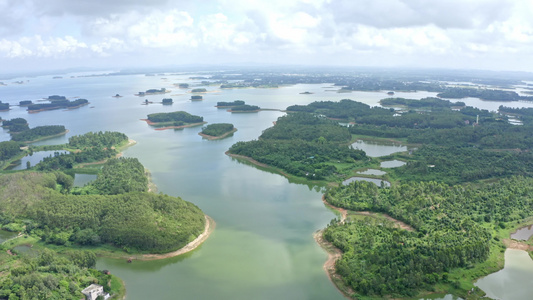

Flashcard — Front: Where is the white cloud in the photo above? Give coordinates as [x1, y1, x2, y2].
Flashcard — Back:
[1, 0, 533, 71]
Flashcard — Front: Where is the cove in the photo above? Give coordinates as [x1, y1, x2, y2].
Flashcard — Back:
[475, 249, 533, 300]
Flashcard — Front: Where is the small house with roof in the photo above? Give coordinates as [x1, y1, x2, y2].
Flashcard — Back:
[82, 284, 110, 300]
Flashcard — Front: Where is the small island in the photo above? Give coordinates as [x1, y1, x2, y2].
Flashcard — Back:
[162, 98, 173, 105]
[199, 123, 237, 140]
[19, 100, 32, 106]
[176, 83, 189, 88]
[141, 111, 206, 130]
[0, 101, 9, 111]
[299, 91, 314, 94]
[191, 88, 207, 93]
[215, 100, 245, 108]
[112, 93, 122, 98]
[28, 97, 89, 112]
[228, 104, 260, 112]
[135, 88, 169, 96]
[191, 95, 203, 101]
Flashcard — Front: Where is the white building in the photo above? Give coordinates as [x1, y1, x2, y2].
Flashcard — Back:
[81, 284, 110, 300]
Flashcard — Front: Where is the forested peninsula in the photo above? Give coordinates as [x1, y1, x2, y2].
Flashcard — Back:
[229, 98, 533, 299]
[0, 131, 209, 299]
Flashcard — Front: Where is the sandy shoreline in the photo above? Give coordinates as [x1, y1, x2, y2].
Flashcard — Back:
[134, 215, 215, 261]
[316, 195, 415, 298]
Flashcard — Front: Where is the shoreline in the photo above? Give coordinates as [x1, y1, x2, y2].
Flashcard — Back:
[131, 215, 215, 261]
[24, 129, 69, 144]
[225, 152, 291, 178]
[316, 195, 415, 299]
[198, 128, 238, 140]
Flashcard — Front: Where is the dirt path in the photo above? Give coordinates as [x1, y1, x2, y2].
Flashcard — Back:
[134, 215, 215, 261]
[503, 238, 533, 251]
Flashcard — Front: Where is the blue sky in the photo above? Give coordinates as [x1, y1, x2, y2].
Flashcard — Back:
[1, 0, 532, 73]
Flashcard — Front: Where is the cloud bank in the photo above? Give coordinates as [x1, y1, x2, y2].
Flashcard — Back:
[0, 0, 532, 72]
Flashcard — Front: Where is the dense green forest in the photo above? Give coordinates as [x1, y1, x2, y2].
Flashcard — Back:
[323, 177, 533, 297]
[229, 104, 260, 111]
[201, 123, 235, 137]
[27, 99, 89, 112]
[216, 100, 245, 107]
[68, 131, 128, 149]
[10, 125, 66, 142]
[35, 131, 128, 170]
[0, 170, 205, 253]
[0, 102, 9, 111]
[0, 247, 122, 300]
[228, 113, 367, 180]
[0, 141, 21, 161]
[91, 158, 148, 195]
[380, 97, 465, 109]
[147, 111, 204, 125]
[436, 87, 533, 101]
[1, 118, 29, 132]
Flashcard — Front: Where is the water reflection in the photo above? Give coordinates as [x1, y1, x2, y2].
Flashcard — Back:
[352, 140, 408, 157]
[7, 150, 68, 170]
[475, 249, 533, 300]
[511, 225, 533, 241]
[0, 230, 17, 243]
[73, 174, 97, 187]
[357, 169, 387, 176]
[380, 160, 406, 168]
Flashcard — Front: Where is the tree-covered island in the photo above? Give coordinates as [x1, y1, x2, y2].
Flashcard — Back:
[0, 130, 211, 299]
[27, 98, 89, 113]
[141, 111, 206, 130]
[135, 88, 169, 96]
[229, 97, 533, 299]
[227, 104, 261, 112]
[215, 100, 245, 108]
[199, 123, 237, 140]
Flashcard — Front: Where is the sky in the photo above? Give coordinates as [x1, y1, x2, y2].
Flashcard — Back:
[0, 0, 532, 73]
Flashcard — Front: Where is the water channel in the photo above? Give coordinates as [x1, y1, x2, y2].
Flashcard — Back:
[0, 73, 532, 299]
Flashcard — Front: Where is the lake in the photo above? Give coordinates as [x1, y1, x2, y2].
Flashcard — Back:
[475, 249, 533, 300]
[6, 150, 68, 170]
[0, 72, 528, 300]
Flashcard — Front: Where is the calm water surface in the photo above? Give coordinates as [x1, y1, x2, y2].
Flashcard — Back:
[381, 160, 407, 168]
[0, 230, 17, 243]
[352, 140, 409, 157]
[0, 73, 527, 300]
[510, 225, 533, 241]
[475, 249, 533, 300]
[6, 150, 68, 170]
